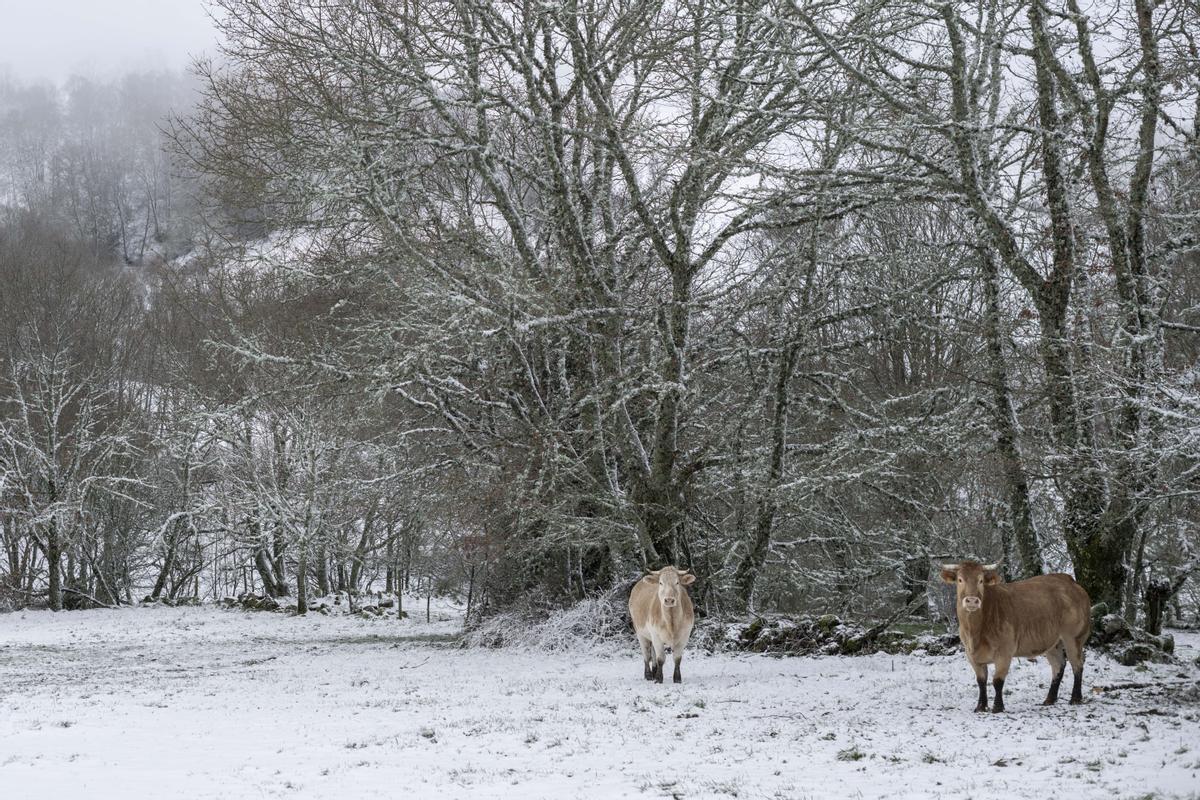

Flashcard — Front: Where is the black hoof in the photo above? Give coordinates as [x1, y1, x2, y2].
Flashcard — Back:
[1069, 697, 1083, 706]
[1042, 697, 1057, 706]
[974, 704, 988, 713]
[673, 676, 681, 684]
[991, 705, 1004, 713]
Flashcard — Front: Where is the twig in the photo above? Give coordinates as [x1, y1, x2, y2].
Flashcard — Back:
[854, 594, 928, 648]
[395, 656, 430, 669]
[239, 656, 278, 667]
[62, 587, 117, 609]
[3, 587, 44, 597]
[1093, 680, 1198, 692]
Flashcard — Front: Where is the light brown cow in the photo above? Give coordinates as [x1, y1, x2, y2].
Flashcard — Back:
[940, 561, 1092, 712]
[629, 566, 696, 684]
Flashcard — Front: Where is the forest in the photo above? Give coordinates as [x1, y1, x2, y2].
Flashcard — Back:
[1, 0, 1198, 633]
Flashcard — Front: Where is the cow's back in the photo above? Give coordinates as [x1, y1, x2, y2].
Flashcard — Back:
[629, 577, 653, 633]
[995, 573, 1091, 656]
[677, 587, 696, 641]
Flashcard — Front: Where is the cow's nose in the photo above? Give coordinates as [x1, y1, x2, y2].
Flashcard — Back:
[962, 597, 981, 610]
[663, 598, 676, 607]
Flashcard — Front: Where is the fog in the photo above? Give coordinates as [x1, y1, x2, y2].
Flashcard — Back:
[0, 0, 216, 83]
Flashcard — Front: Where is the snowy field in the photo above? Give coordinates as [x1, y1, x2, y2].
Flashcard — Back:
[1, 606, 1198, 800]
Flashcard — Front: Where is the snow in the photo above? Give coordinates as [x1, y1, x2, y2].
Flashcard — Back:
[1, 607, 1198, 799]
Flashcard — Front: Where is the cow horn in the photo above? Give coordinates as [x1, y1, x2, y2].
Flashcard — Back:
[940, 563, 959, 572]
[982, 562, 1001, 573]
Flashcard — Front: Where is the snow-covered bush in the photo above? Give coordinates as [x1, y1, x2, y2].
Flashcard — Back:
[464, 587, 631, 652]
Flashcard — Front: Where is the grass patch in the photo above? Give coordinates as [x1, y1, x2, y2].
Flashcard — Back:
[837, 747, 866, 762]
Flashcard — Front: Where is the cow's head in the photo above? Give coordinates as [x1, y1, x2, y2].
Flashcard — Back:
[643, 566, 695, 609]
[940, 560, 1001, 615]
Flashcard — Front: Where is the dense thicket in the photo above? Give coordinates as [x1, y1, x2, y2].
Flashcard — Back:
[2, 0, 1198, 626]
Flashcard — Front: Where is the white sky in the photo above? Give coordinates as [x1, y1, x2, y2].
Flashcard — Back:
[0, 0, 217, 83]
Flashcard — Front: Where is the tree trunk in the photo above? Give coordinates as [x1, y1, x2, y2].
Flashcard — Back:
[385, 535, 395, 594]
[253, 548, 284, 598]
[65, 543, 77, 597]
[980, 252, 1043, 578]
[296, 540, 309, 615]
[315, 540, 329, 596]
[348, 511, 375, 591]
[1143, 577, 1170, 636]
[634, 272, 695, 569]
[384, 522, 398, 597]
[149, 525, 178, 601]
[734, 343, 797, 608]
[1045, 321, 1112, 610]
[403, 537, 413, 592]
[46, 518, 62, 612]
[632, 467, 676, 568]
[465, 564, 476, 621]
[97, 525, 118, 606]
[1124, 516, 1151, 623]
[901, 557, 930, 616]
[1066, 526, 1127, 612]
[1027, 0, 1114, 606]
[737, 515, 773, 608]
[272, 524, 287, 589]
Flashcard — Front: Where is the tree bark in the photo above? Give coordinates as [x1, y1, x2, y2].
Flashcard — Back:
[980, 252, 1042, 578]
[296, 540, 309, 615]
[384, 534, 395, 594]
[1026, 0, 1114, 607]
[348, 509, 376, 591]
[251, 548, 278, 597]
[46, 518, 62, 612]
[734, 342, 797, 608]
[315, 539, 329, 596]
[1143, 578, 1170, 636]
[148, 524, 178, 601]
[272, 523, 287, 589]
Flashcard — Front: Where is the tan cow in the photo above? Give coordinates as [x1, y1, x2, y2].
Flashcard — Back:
[940, 561, 1092, 712]
[629, 566, 696, 684]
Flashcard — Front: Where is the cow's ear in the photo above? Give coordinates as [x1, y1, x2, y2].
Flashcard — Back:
[642, 573, 660, 584]
[983, 564, 1002, 585]
[679, 573, 696, 586]
[939, 564, 959, 584]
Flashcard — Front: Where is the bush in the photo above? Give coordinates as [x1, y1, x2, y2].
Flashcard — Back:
[464, 585, 631, 651]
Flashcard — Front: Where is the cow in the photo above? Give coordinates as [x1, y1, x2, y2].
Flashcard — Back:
[940, 560, 1092, 712]
[629, 566, 696, 684]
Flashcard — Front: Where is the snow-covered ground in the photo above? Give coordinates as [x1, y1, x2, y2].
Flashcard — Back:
[1, 606, 1198, 800]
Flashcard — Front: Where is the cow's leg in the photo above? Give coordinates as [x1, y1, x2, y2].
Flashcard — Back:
[1064, 634, 1086, 705]
[972, 661, 988, 713]
[652, 639, 666, 684]
[638, 635, 654, 680]
[991, 654, 1011, 713]
[1042, 643, 1066, 705]
[672, 648, 683, 684]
